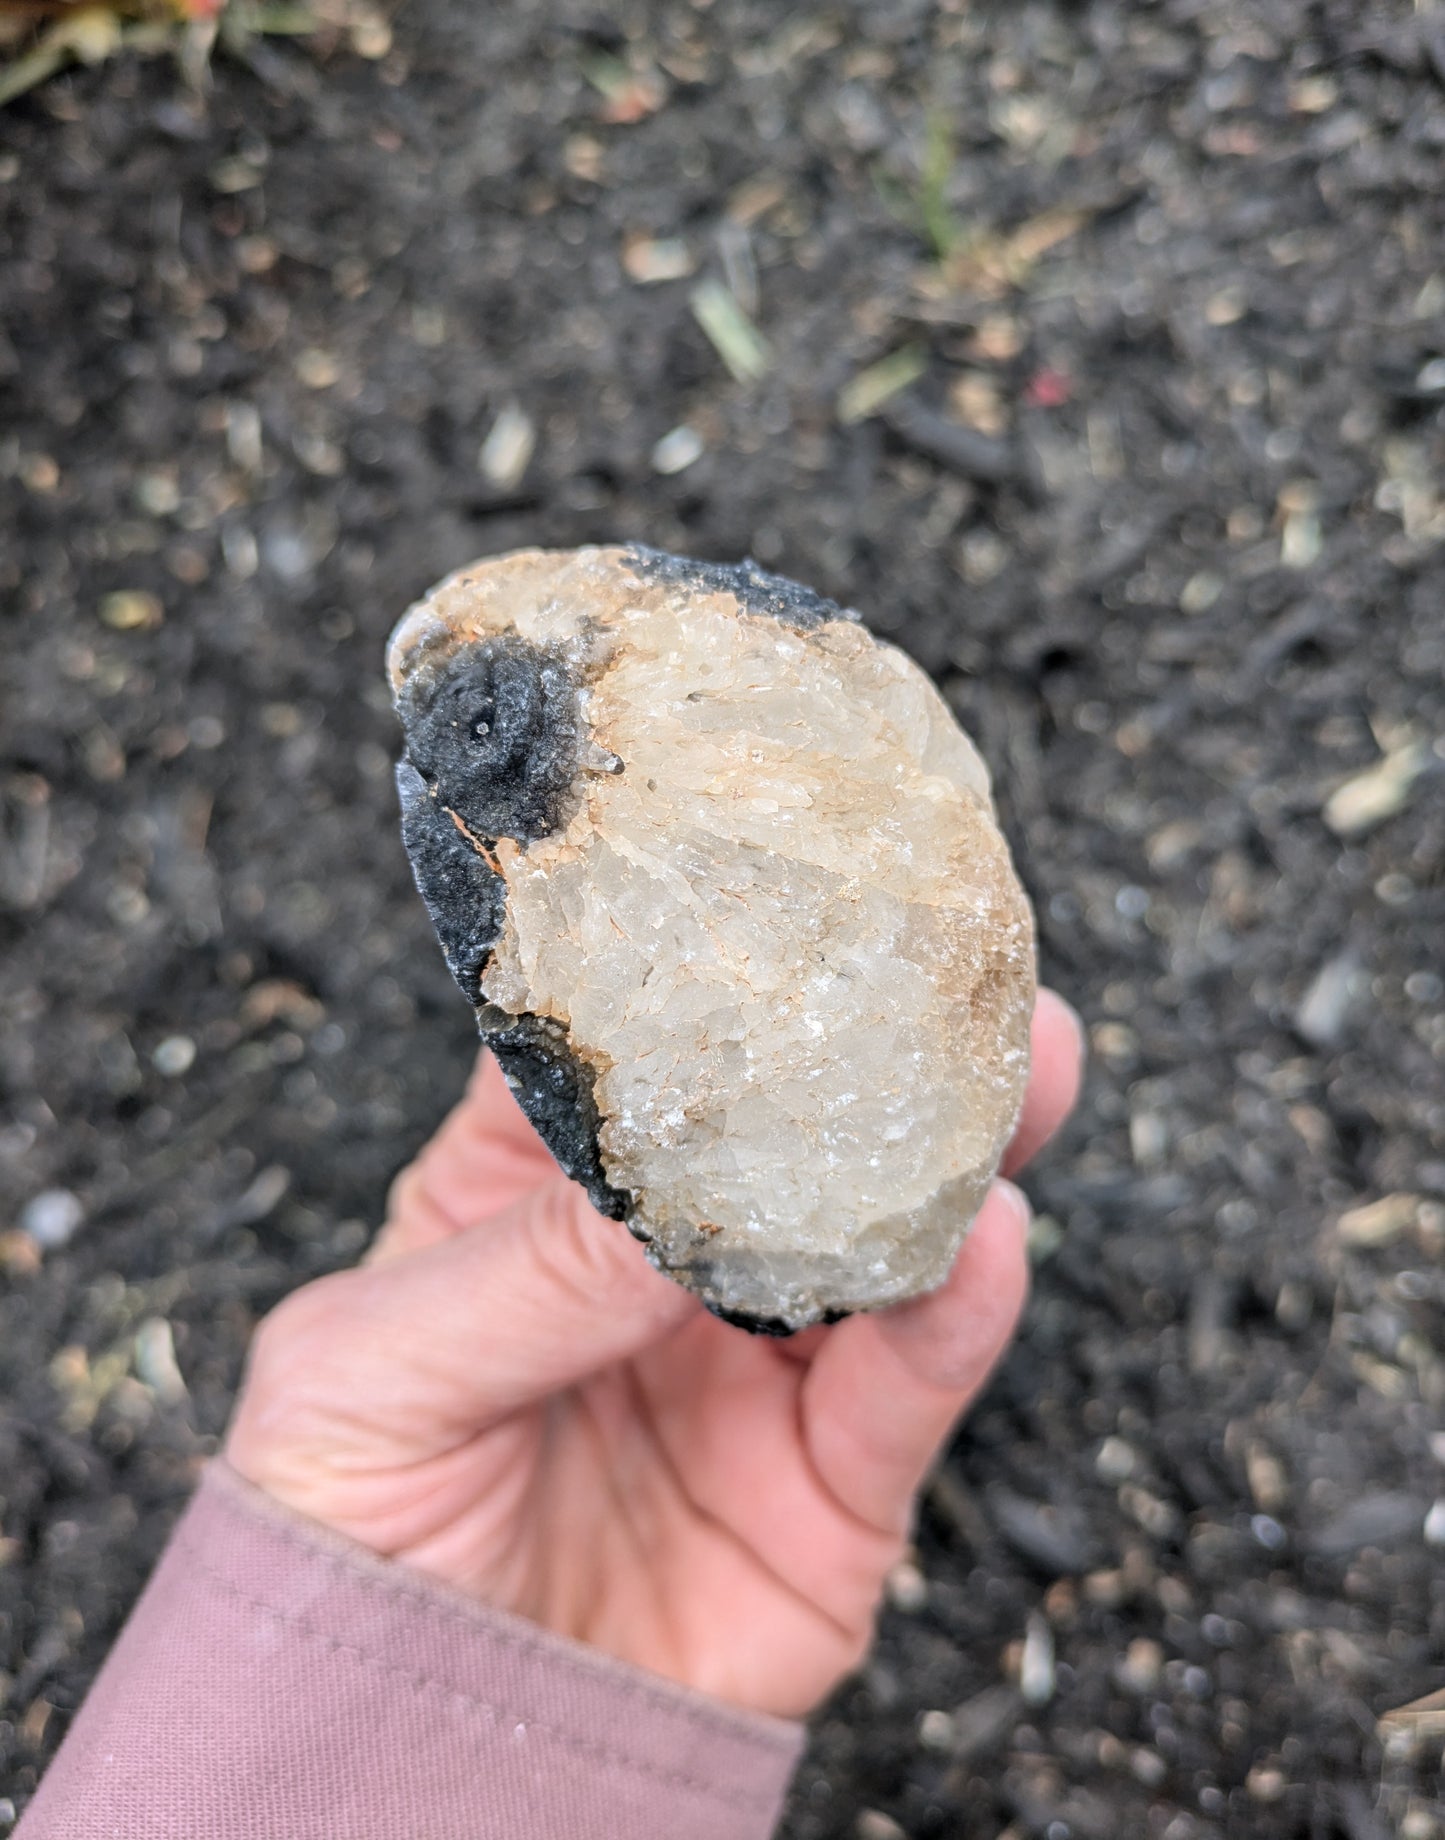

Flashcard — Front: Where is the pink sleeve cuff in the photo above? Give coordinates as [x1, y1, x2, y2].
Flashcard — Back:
[18, 1459, 804, 1840]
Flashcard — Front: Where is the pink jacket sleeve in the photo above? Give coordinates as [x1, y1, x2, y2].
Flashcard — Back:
[16, 1460, 805, 1840]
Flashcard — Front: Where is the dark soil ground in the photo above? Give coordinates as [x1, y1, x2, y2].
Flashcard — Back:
[2, 1, 1444, 1833]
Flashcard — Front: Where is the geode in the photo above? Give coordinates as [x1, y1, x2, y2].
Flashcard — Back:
[388, 546, 1035, 1331]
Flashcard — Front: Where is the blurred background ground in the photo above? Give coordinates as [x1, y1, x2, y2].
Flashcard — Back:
[2, 1, 1444, 1833]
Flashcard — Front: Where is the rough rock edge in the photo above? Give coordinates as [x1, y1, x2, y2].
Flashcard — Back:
[623, 544, 860, 631]
[474, 1006, 634, 1223]
[706, 1302, 850, 1336]
[393, 639, 636, 1228]
[395, 763, 507, 1005]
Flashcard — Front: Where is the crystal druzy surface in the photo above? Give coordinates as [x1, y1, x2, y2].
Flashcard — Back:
[388, 546, 1036, 1330]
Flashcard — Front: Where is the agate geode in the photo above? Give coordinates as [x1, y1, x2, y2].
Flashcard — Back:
[388, 546, 1035, 1331]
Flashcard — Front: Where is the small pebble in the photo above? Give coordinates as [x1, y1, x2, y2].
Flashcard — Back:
[856, 1814, 907, 1840]
[190, 715, 226, 750]
[1096, 1436, 1138, 1483]
[100, 590, 163, 632]
[1247, 1765, 1287, 1803]
[1020, 1612, 1056, 1708]
[0, 1231, 43, 1277]
[884, 1559, 928, 1613]
[1116, 1637, 1163, 1694]
[152, 1035, 197, 1077]
[479, 404, 536, 490]
[349, 7, 392, 58]
[1295, 951, 1362, 1047]
[1128, 1109, 1168, 1168]
[20, 453, 59, 493]
[1120, 1482, 1179, 1540]
[1288, 74, 1338, 113]
[1205, 286, 1247, 325]
[295, 347, 341, 390]
[622, 234, 695, 284]
[1251, 1513, 1287, 1551]
[1084, 1568, 1126, 1609]
[1417, 357, 1445, 394]
[1423, 1500, 1445, 1547]
[135, 1317, 188, 1405]
[651, 424, 705, 475]
[228, 1165, 291, 1227]
[1179, 569, 1222, 614]
[1336, 1193, 1420, 1248]
[1324, 740, 1430, 837]
[20, 1188, 84, 1250]
[134, 470, 179, 515]
[1245, 1443, 1289, 1515]
[917, 1708, 956, 1751]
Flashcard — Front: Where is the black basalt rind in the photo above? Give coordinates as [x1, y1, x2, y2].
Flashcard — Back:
[623, 544, 859, 632]
[394, 632, 632, 1223]
[476, 1005, 633, 1223]
[704, 1303, 797, 1336]
[395, 762, 507, 1006]
[396, 632, 582, 844]
[703, 1301, 847, 1336]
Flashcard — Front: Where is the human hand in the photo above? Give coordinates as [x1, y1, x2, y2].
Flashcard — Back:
[226, 990, 1083, 1719]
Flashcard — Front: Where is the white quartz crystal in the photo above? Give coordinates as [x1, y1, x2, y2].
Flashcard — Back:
[390, 547, 1035, 1329]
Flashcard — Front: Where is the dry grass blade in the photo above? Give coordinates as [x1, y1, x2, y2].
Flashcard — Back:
[0, 32, 65, 97]
[0, 2, 124, 100]
[0, 0, 343, 105]
[689, 278, 771, 383]
[914, 207, 1091, 304]
[837, 346, 928, 426]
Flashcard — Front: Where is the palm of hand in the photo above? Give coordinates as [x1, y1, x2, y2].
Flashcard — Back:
[228, 994, 1080, 1718]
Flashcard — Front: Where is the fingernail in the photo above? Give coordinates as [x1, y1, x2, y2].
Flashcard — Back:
[994, 1178, 1032, 1229]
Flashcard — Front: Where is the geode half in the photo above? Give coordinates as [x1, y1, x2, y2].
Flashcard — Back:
[388, 546, 1035, 1331]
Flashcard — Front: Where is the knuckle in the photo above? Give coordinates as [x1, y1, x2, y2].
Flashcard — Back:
[527, 1185, 641, 1310]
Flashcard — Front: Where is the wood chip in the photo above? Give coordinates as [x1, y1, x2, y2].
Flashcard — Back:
[0, 1230, 42, 1278]
[1379, 1687, 1445, 1740]
[1336, 1193, 1421, 1247]
[935, 208, 1089, 297]
[100, 591, 163, 632]
[1323, 739, 1431, 835]
[622, 233, 694, 284]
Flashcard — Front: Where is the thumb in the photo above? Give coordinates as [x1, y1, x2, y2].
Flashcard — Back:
[234, 1178, 699, 1459]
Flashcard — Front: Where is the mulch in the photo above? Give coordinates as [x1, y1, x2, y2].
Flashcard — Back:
[2, 2, 1443, 1833]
